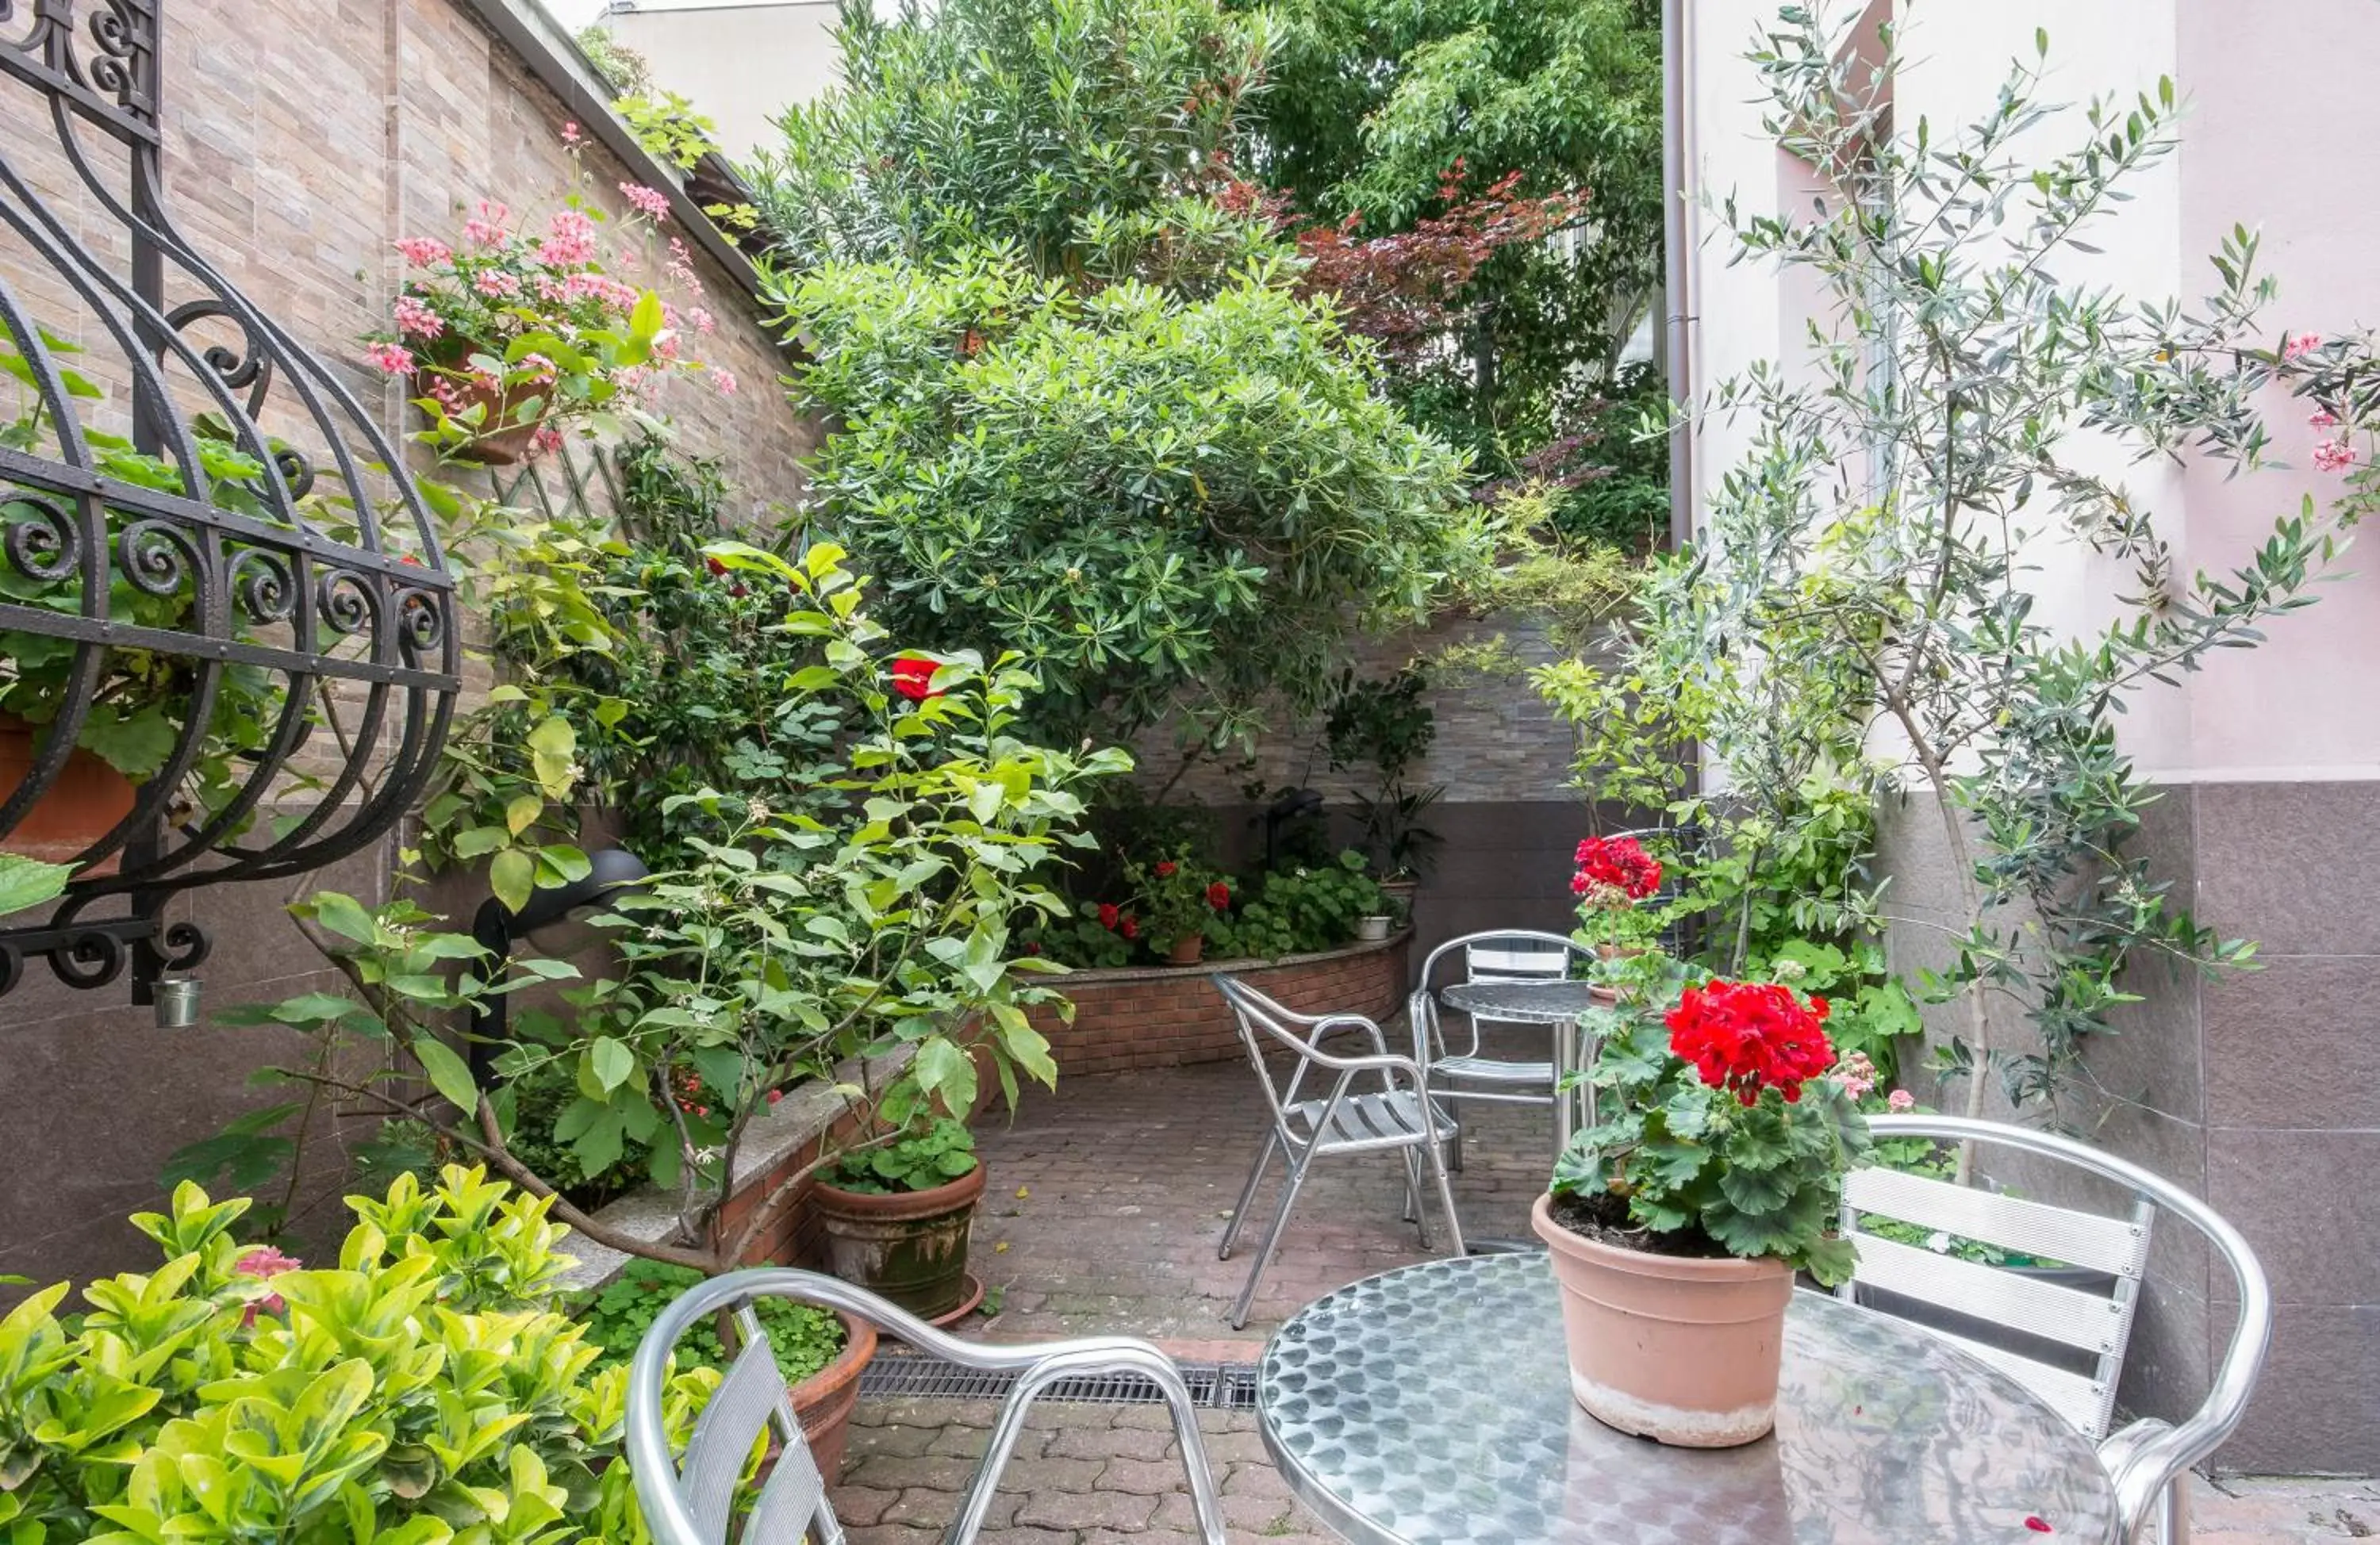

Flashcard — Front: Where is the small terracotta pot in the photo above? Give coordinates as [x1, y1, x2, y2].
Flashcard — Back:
[416, 370, 543, 465]
[1531, 1191, 1794, 1447]
[0, 712, 132, 876]
[1166, 933, 1206, 965]
[810, 1162, 985, 1319]
[788, 1307, 877, 1482]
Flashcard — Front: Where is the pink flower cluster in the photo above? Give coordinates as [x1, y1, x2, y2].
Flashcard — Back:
[1829, 1049, 1879, 1100]
[392, 293, 444, 339]
[235, 1244, 301, 1328]
[395, 236, 451, 268]
[463, 199, 512, 248]
[536, 208, 600, 268]
[2314, 439, 2358, 473]
[2283, 332, 2322, 362]
[365, 340, 414, 375]
[620, 182, 673, 221]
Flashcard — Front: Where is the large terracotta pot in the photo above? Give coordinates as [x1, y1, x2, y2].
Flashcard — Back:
[788, 1307, 877, 1482]
[1531, 1191, 1794, 1447]
[810, 1162, 984, 1319]
[0, 712, 132, 875]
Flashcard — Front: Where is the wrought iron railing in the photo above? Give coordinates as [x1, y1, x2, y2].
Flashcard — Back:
[0, 1, 460, 1004]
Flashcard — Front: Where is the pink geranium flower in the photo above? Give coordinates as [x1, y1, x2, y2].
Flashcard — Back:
[620, 182, 673, 221]
[2314, 438, 2358, 473]
[712, 368, 739, 397]
[364, 341, 415, 375]
[464, 199, 512, 248]
[393, 236, 451, 268]
[235, 1244, 301, 1327]
[392, 293, 444, 339]
[2282, 332, 2321, 362]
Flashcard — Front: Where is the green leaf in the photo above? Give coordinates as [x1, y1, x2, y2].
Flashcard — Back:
[410, 1037, 479, 1114]
[586, 1036, 634, 1093]
[0, 854, 71, 918]
[489, 849, 536, 915]
[310, 893, 379, 945]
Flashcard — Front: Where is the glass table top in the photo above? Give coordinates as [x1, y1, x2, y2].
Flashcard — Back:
[1257, 1251, 2120, 1545]
[1439, 980, 1612, 1022]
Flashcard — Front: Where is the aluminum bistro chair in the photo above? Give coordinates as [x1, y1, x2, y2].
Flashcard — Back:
[1409, 930, 1595, 1169]
[625, 1267, 1226, 1545]
[1844, 1115, 2273, 1545]
[1213, 973, 1464, 1329]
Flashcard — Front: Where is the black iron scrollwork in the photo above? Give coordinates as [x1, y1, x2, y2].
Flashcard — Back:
[0, 0, 461, 1005]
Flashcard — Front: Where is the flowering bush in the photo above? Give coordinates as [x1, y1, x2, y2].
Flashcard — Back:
[1553, 975, 1871, 1284]
[1572, 834, 1661, 904]
[365, 128, 727, 458]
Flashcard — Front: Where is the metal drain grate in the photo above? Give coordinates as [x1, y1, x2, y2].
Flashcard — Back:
[861, 1351, 1261, 1411]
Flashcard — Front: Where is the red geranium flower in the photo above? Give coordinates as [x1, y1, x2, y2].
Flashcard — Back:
[1572, 835, 1661, 903]
[1206, 880, 1231, 910]
[1154, 861, 1177, 878]
[890, 654, 944, 702]
[1097, 903, 1120, 931]
[1120, 914, 1140, 940]
[1665, 979, 1835, 1106]
[704, 554, 729, 577]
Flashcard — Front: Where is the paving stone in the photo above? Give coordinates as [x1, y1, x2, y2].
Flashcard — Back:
[993, 1455, 1107, 1494]
[1046, 1423, 1175, 1462]
[843, 1453, 981, 1493]
[831, 1485, 900, 1526]
[1012, 1486, 1161, 1532]
[1098, 1455, 1197, 1496]
[841, 1528, 940, 1545]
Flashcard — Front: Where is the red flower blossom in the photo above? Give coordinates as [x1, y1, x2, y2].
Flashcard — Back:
[1120, 914, 1140, 941]
[890, 654, 944, 701]
[1023, 941, 1043, 957]
[704, 554, 729, 577]
[1665, 980, 1836, 1107]
[1154, 861, 1178, 878]
[1572, 835, 1662, 903]
[1206, 880, 1231, 911]
[2024, 1520, 2052, 1534]
[1098, 903, 1120, 931]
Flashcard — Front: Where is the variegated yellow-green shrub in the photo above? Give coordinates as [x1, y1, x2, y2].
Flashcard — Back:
[0, 1167, 717, 1545]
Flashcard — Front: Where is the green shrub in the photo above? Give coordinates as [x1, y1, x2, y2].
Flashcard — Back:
[1211, 851, 1385, 958]
[821, 1119, 979, 1197]
[0, 1167, 716, 1545]
[777, 251, 1489, 749]
[578, 1260, 844, 1387]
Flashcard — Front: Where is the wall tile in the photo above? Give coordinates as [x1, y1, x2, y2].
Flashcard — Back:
[2208, 1129, 2380, 1307]
[2207, 1301, 2380, 1475]
[2205, 956, 2380, 1130]
[2195, 781, 2380, 959]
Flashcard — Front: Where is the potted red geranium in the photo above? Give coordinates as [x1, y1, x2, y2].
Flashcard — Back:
[1534, 976, 1871, 1447]
[1128, 855, 1231, 964]
[1570, 834, 1664, 958]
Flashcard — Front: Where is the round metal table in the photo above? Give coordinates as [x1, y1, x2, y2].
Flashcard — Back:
[1437, 979, 1614, 1155]
[1258, 1252, 2120, 1545]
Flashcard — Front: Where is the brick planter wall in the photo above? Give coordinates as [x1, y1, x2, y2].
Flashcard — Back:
[1025, 934, 1413, 1075]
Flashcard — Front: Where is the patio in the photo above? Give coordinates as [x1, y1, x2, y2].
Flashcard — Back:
[815, 1064, 2364, 1545]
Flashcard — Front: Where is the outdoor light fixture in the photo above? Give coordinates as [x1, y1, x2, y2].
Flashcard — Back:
[468, 846, 650, 1080]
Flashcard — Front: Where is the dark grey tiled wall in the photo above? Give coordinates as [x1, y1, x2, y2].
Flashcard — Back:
[0, 845, 393, 1294]
[1879, 779, 2380, 1474]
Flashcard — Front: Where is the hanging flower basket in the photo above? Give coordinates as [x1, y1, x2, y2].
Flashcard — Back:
[0, 713, 133, 875]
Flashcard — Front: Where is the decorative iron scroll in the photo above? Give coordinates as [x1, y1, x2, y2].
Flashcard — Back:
[0, 0, 461, 999]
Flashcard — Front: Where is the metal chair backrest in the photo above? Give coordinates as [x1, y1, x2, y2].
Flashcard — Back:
[1414, 929, 1591, 1061]
[626, 1268, 1228, 1545]
[1848, 1116, 2271, 1536]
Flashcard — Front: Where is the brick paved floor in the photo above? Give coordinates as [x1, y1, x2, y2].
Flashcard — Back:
[966, 1060, 1547, 1344]
[817, 1061, 2367, 1543]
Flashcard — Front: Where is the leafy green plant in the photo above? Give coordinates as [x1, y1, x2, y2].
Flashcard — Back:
[1556, 979, 1872, 1284]
[750, 0, 1275, 278]
[1211, 850, 1384, 958]
[578, 1259, 844, 1385]
[1690, 7, 2378, 1146]
[1324, 668, 1443, 880]
[1124, 855, 1233, 953]
[194, 544, 1126, 1276]
[821, 1118, 977, 1196]
[0, 1166, 719, 1545]
[775, 249, 1491, 753]
[1237, 0, 1665, 458]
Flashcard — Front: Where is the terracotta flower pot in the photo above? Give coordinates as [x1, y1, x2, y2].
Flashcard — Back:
[787, 1307, 877, 1482]
[416, 370, 543, 465]
[1530, 1191, 1794, 1447]
[1166, 933, 1206, 965]
[810, 1162, 985, 1319]
[0, 712, 132, 876]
